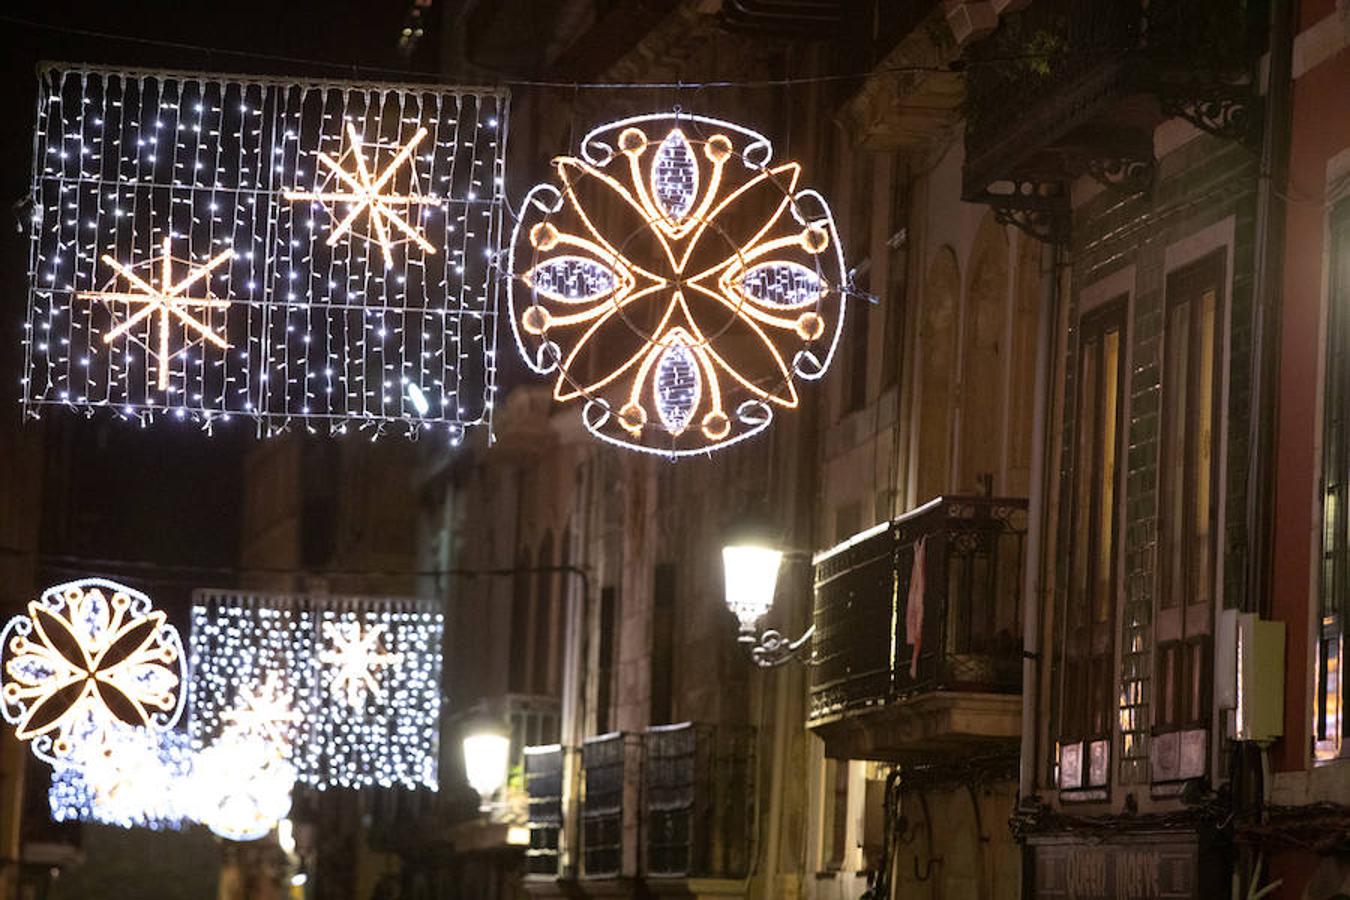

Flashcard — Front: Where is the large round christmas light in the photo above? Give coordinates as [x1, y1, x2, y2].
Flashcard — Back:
[508, 111, 847, 457]
[0, 578, 186, 765]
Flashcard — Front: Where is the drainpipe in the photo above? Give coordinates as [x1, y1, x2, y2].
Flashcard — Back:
[1019, 240, 1061, 799]
[1244, 0, 1295, 617]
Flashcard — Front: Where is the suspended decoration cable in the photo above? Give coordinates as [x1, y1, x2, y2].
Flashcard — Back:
[21, 64, 507, 438]
[507, 111, 848, 457]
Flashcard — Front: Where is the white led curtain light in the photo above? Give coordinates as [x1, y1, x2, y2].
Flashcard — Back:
[189, 591, 443, 790]
[23, 65, 507, 437]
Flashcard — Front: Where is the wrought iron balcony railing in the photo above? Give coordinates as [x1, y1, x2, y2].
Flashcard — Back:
[523, 744, 564, 877]
[580, 731, 640, 878]
[525, 723, 756, 883]
[809, 496, 1027, 728]
[644, 723, 754, 880]
[961, 0, 1262, 241]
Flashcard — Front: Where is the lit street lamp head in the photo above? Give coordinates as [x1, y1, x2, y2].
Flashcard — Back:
[721, 510, 786, 633]
[462, 720, 511, 810]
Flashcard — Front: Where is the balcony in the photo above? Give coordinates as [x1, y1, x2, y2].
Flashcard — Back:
[524, 724, 754, 893]
[581, 732, 642, 880]
[523, 744, 564, 878]
[808, 495, 1027, 761]
[962, 0, 1261, 242]
[645, 723, 753, 883]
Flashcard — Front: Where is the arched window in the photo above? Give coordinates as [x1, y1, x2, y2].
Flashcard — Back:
[509, 548, 531, 693]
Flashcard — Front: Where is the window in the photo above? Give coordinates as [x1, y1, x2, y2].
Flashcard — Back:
[510, 551, 532, 693]
[533, 533, 555, 695]
[843, 271, 871, 413]
[1319, 201, 1350, 761]
[651, 564, 676, 726]
[1153, 249, 1224, 783]
[1056, 299, 1126, 795]
[596, 586, 617, 734]
[881, 158, 908, 389]
[819, 758, 850, 871]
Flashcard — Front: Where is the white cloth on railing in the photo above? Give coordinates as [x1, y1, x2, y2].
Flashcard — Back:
[904, 536, 926, 679]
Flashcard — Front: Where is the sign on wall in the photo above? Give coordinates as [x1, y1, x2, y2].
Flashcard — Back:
[22, 64, 508, 437]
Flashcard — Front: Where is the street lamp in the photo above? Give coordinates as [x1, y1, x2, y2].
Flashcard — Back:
[721, 514, 815, 667]
[462, 721, 511, 811]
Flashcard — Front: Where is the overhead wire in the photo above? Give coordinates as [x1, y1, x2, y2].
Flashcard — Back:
[0, 11, 1116, 92]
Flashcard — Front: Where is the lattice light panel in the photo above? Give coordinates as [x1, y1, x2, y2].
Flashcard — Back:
[23, 64, 507, 436]
[189, 590, 442, 790]
[507, 111, 847, 457]
[49, 725, 196, 830]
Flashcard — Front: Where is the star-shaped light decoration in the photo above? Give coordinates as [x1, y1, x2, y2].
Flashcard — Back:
[0, 579, 187, 764]
[317, 621, 403, 710]
[80, 237, 233, 391]
[221, 673, 302, 750]
[285, 123, 437, 269]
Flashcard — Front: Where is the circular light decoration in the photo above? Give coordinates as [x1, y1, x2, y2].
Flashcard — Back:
[192, 729, 297, 842]
[508, 111, 847, 457]
[0, 578, 187, 765]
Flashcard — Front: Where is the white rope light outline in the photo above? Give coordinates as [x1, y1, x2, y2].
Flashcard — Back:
[507, 111, 848, 458]
[0, 577, 187, 766]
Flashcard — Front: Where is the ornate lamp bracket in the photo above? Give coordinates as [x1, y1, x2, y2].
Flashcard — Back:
[739, 624, 817, 668]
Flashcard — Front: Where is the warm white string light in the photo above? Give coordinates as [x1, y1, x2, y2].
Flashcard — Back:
[506, 111, 847, 457]
[0, 578, 187, 766]
[22, 64, 507, 439]
[189, 591, 443, 790]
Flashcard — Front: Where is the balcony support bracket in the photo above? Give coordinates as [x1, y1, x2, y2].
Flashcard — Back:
[1158, 82, 1262, 151]
[982, 181, 1070, 246]
[1086, 153, 1156, 197]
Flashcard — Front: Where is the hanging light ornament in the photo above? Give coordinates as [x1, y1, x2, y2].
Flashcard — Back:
[192, 727, 298, 842]
[508, 112, 848, 457]
[49, 725, 196, 830]
[0, 578, 187, 765]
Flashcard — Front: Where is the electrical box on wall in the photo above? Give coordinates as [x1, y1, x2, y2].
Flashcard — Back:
[1218, 610, 1286, 743]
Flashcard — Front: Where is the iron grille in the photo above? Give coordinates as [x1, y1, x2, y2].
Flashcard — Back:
[523, 744, 564, 878]
[581, 732, 637, 878]
[809, 496, 1028, 724]
[644, 723, 753, 879]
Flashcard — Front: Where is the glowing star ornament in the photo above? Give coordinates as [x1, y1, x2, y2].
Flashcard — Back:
[318, 621, 403, 709]
[80, 237, 234, 391]
[0, 578, 186, 765]
[285, 123, 437, 269]
[221, 673, 302, 748]
[508, 112, 848, 457]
